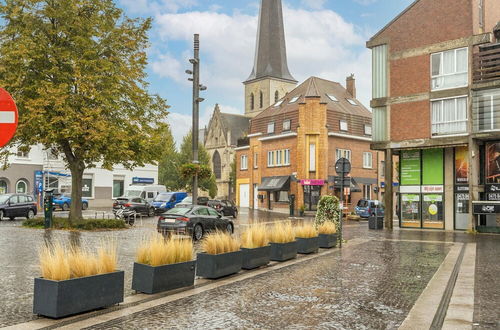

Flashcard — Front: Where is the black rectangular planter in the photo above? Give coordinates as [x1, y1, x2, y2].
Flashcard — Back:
[369, 215, 384, 229]
[318, 233, 338, 248]
[296, 237, 319, 254]
[33, 271, 124, 319]
[196, 250, 242, 279]
[269, 241, 297, 262]
[241, 245, 271, 270]
[132, 260, 196, 294]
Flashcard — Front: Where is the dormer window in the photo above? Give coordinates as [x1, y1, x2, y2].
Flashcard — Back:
[283, 119, 291, 131]
[364, 125, 372, 135]
[289, 95, 300, 103]
[347, 99, 357, 106]
[274, 100, 284, 107]
[340, 120, 348, 131]
[327, 94, 338, 102]
[267, 122, 275, 134]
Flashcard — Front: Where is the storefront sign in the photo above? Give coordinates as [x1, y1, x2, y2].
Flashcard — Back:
[422, 185, 444, 193]
[400, 186, 420, 193]
[454, 185, 469, 192]
[402, 194, 420, 202]
[401, 150, 421, 185]
[423, 194, 443, 202]
[473, 202, 500, 214]
[423, 148, 444, 185]
[485, 184, 500, 193]
[487, 193, 500, 201]
[485, 142, 500, 184]
[300, 179, 325, 186]
[132, 177, 154, 184]
[455, 146, 469, 184]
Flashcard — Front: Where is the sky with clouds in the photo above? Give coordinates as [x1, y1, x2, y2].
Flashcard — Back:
[116, 0, 414, 145]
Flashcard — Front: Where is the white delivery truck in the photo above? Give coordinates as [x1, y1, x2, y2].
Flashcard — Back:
[123, 185, 167, 203]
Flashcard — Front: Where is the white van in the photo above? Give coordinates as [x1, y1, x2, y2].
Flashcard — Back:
[123, 185, 167, 203]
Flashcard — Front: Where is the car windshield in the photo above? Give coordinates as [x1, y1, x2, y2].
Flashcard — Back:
[181, 197, 192, 203]
[125, 190, 142, 197]
[165, 207, 192, 216]
[0, 195, 10, 204]
[154, 193, 172, 202]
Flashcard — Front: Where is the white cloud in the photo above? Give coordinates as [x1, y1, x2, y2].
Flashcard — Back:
[353, 0, 378, 5]
[119, 0, 197, 14]
[300, 0, 326, 10]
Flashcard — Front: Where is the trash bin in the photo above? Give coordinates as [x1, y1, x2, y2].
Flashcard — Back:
[368, 215, 384, 230]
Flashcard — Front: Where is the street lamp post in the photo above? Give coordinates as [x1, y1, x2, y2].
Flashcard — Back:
[186, 34, 206, 206]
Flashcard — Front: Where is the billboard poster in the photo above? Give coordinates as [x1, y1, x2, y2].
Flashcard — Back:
[422, 148, 443, 185]
[455, 146, 469, 184]
[486, 142, 500, 184]
[400, 150, 421, 185]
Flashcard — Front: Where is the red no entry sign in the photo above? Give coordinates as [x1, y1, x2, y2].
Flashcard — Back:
[0, 88, 18, 148]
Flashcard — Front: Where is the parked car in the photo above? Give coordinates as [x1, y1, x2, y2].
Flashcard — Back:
[52, 193, 89, 211]
[355, 199, 385, 218]
[175, 196, 210, 209]
[113, 197, 154, 217]
[207, 200, 238, 218]
[151, 192, 188, 215]
[0, 193, 38, 221]
[157, 205, 234, 241]
[123, 185, 167, 203]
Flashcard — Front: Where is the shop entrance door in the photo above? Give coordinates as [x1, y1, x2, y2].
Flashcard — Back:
[422, 194, 444, 229]
[304, 185, 321, 211]
[401, 194, 421, 228]
[455, 193, 469, 230]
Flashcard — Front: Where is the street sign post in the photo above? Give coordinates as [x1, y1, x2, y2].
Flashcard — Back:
[0, 88, 18, 148]
[335, 157, 351, 248]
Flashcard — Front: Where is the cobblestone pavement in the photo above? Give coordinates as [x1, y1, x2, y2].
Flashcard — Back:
[0, 210, 498, 329]
[87, 240, 450, 330]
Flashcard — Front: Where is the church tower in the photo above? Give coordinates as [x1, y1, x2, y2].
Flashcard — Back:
[244, 0, 297, 117]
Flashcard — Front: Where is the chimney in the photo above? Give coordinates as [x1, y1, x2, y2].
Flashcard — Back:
[346, 74, 356, 99]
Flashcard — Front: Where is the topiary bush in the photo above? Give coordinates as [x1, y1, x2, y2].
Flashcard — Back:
[314, 195, 341, 230]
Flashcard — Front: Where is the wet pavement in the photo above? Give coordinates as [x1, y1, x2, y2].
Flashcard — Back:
[0, 209, 498, 329]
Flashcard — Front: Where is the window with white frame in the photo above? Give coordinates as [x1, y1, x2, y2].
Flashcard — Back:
[473, 88, 500, 132]
[254, 152, 258, 168]
[431, 96, 468, 136]
[267, 122, 275, 134]
[283, 119, 291, 131]
[431, 47, 468, 91]
[363, 152, 373, 169]
[364, 125, 372, 136]
[309, 144, 316, 172]
[347, 99, 358, 106]
[363, 184, 372, 200]
[16, 179, 28, 194]
[267, 151, 275, 167]
[340, 120, 348, 131]
[16, 148, 29, 158]
[284, 149, 290, 165]
[326, 94, 338, 102]
[336, 148, 351, 161]
[276, 150, 283, 166]
[240, 155, 248, 170]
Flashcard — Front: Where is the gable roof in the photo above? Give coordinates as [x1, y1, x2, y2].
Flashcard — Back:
[253, 76, 372, 120]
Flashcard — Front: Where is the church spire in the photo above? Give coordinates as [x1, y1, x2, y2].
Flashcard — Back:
[245, 0, 296, 83]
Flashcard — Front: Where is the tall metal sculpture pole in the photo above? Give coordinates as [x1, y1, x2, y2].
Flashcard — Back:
[191, 34, 200, 205]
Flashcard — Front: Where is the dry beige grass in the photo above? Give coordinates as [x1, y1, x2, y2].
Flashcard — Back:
[295, 223, 318, 238]
[318, 221, 337, 235]
[202, 231, 240, 255]
[136, 233, 193, 266]
[241, 224, 269, 249]
[268, 221, 295, 244]
[39, 239, 117, 281]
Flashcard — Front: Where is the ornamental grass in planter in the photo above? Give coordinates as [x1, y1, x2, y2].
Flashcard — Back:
[196, 231, 242, 279]
[268, 222, 297, 262]
[132, 234, 195, 294]
[317, 221, 338, 248]
[34, 240, 123, 319]
[295, 223, 319, 254]
[240, 224, 270, 270]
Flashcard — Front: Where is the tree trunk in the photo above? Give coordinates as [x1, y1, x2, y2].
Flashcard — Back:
[68, 161, 85, 224]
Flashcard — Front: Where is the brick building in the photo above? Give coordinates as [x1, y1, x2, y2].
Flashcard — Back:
[235, 76, 380, 214]
[367, 0, 500, 231]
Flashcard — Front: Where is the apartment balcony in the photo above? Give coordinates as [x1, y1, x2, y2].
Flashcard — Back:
[473, 87, 500, 133]
[473, 43, 500, 84]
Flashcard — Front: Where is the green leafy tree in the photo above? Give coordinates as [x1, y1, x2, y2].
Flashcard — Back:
[158, 128, 181, 191]
[177, 131, 217, 196]
[0, 0, 169, 222]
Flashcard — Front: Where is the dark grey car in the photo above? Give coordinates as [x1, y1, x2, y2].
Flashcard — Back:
[0, 193, 38, 221]
[157, 205, 234, 241]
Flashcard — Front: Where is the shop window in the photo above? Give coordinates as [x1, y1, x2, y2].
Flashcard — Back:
[0, 179, 7, 194]
[16, 179, 28, 194]
[431, 47, 468, 91]
[363, 152, 373, 169]
[82, 177, 93, 198]
[431, 97, 467, 136]
[422, 194, 444, 229]
[113, 179, 124, 198]
[267, 122, 275, 134]
[401, 194, 421, 228]
[240, 155, 248, 170]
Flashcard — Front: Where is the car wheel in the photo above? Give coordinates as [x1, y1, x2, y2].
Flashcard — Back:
[62, 203, 69, 211]
[148, 207, 154, 217]
[226, 223, 234, 234]
[27, 209, 35, 220]
[10, 217, 15, 221]
[0, 210, 4, 221]
[233, 210, 238, 218]
[82, 203, 88, 210]
[193, 224, 204, 241]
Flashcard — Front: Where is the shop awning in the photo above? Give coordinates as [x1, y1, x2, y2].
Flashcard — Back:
[258, 176, 291, 192]
[328, 176, 362, 193]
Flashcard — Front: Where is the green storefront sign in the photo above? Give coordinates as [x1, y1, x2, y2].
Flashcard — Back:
[401, 150, 421, 185]
[423, 149, 444, 185]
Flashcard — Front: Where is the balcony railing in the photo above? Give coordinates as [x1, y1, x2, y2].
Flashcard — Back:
[473, 43, 500, 84]
[473, 87, 500, 133]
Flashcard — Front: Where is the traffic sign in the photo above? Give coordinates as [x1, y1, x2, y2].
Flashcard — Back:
[0, 88, 18, 148]
[335, 158, 351, 175]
